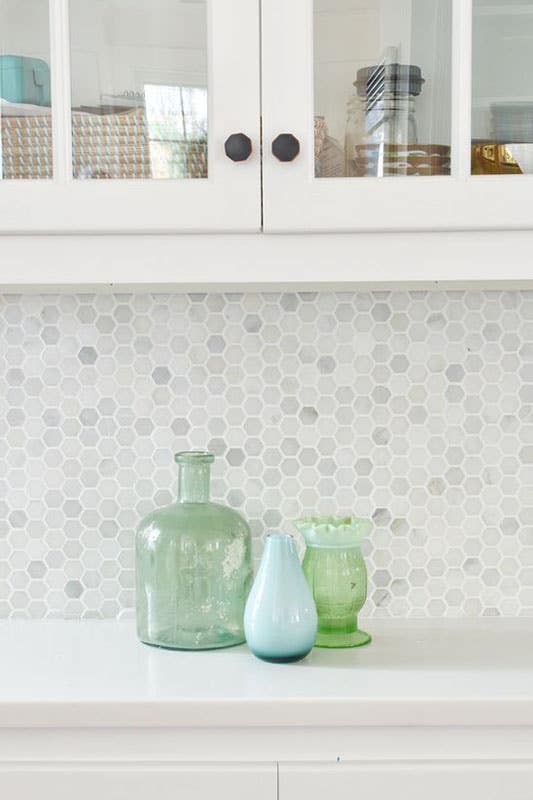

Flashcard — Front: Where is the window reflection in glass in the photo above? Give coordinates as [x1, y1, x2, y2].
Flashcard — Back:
[144, 84, 207, 179]
[69, 0, 208, 180]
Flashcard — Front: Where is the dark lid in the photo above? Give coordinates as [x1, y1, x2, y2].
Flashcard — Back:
[355, 63, 424, 97]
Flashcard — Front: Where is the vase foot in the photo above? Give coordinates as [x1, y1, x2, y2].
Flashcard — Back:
[252, 650, 312, 663]
[315, 629, 371, 649]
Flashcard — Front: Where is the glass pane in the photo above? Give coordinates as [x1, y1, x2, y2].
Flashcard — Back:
[472, 0, 533, 175]
[0, 0, 52, 180]
[314, 0, 452, 178]
[69, 0, 208, 180]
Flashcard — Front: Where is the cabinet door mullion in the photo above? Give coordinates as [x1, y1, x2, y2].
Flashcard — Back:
[49, 0, 73, 183]
[451, 0, 473, 179]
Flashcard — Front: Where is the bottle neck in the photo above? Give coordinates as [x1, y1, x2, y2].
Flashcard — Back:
[262, 534, 297, 565]
[178, 462, 211, 503]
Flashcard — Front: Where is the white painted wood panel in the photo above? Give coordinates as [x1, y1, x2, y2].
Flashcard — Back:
[1, 230, 533, 290]
[279, 762, 533, 800]
[0, 763, 277, 800]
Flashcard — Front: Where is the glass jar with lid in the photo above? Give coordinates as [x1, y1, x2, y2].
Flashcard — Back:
[345, 62, 424, 177]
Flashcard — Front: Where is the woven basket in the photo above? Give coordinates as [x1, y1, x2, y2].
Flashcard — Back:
[1, 107, 208, 180]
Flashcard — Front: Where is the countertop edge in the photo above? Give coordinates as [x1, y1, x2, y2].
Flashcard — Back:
[1, 697, 533, 729]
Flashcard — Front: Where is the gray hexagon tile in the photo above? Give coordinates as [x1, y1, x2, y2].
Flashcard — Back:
[1, 290, 533, 619]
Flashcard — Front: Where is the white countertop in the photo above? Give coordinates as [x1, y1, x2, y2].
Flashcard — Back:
[2, 619, 533, 729]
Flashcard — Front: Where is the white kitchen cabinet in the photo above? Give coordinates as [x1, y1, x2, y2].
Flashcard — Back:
[2, 1, 533, 284]
[279, 762, 533, 800]
[0, 0, 261, 233]
[0, 764, 276, 800]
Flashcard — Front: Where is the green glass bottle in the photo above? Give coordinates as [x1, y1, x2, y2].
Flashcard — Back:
[136, 451, 253, 650]
[294, 516, 372, 648]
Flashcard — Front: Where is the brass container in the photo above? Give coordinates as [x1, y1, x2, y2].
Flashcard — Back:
[471, 143, 522, 175]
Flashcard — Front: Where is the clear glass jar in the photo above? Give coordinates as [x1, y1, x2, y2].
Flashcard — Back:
[346, 63, 424, 177]
[136, 451, 253, 650]
[345, 93, 364, 177]
[364, 92, 418, 146]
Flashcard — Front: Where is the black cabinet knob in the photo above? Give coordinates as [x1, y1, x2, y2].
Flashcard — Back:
[272, 133, 300, 162]
[224, 133, 252, 162]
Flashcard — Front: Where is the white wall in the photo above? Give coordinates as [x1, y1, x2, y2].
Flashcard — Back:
[1, 0, 207, 108]
[70, 0, 207, 107]
[0, 0, 50, 62]
[314, 0, 380, 145]
[411, 0, 452, 147]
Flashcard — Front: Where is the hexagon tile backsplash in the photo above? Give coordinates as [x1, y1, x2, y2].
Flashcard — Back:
[0, 290, 532, 619]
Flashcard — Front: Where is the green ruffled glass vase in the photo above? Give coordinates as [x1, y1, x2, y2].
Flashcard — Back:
[294, 516, 372, 648]
[136, 451, 253, 650]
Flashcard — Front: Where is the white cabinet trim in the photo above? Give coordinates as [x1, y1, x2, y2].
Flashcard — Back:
[50, 0, 73, 184]
[451, 0, 472, 180]
[1, 231, 532, 291]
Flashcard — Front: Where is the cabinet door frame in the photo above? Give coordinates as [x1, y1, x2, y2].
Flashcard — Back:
[0, 0, 261, 234]
[261, 0, 533, 233]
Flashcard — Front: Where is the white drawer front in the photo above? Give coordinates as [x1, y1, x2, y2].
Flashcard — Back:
[280, 761, 533, 800]
[0, 763, 276, 800]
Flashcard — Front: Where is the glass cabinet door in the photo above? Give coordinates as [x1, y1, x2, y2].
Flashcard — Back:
[262, 0, 533, 233]
[262, 0, 458, 232]
[0, 0, 260, 233]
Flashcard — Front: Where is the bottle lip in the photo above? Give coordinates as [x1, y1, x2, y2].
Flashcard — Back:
[174, 450, 214, 465]
[266, 532, 294, 541]
[293, 516, 371, 547]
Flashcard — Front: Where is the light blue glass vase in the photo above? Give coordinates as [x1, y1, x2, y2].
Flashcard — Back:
[244, 533, 318, 663]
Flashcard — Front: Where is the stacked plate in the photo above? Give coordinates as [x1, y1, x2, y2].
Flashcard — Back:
[491, 102, 533, 143]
